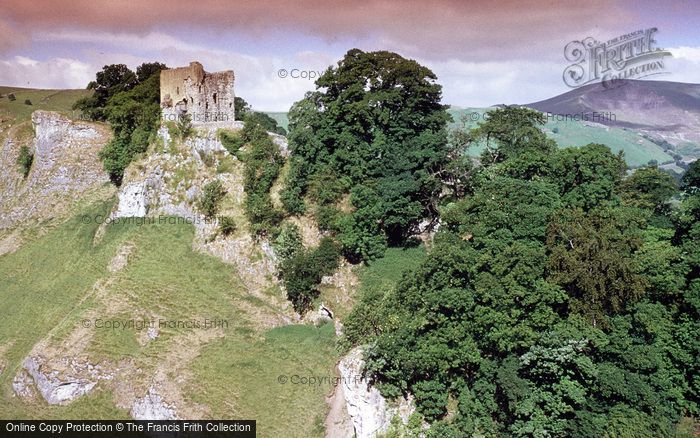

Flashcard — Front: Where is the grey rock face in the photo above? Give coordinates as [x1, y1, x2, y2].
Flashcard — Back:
[20, 356, 104, 405]
[0, 111, 110, 230]
[339, 347, 415, 438]
[131, 387, 179, 420]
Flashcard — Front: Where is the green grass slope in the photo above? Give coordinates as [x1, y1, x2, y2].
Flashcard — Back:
[264, 112, 289, 131]
[448, 107, 674, 168]
[0, 87, 91, 123]
[0, 200, 338, 437]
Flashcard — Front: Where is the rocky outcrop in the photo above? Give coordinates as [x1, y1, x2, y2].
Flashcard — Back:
[131, 387, 179, 420]
[14, 356, 112, 405]
[338, 347, 416, 438]
[111, 124, 295, 326]
[0, 110, 111, 231]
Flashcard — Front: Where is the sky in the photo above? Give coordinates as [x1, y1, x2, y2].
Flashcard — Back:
[1, 0, 699, 111]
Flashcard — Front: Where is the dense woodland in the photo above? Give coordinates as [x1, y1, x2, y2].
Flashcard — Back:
[77, 50, 700, 436]
[284, 50, 699, 436]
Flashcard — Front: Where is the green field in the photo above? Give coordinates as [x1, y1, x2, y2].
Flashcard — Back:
[0, 201, 338, 436]
[0, 86, 91, 123]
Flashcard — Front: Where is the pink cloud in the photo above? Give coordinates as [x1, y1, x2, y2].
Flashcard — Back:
[2, 0, 636, 60]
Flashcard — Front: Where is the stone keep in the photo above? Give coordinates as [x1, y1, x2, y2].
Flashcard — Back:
[160, 62, 235, 125]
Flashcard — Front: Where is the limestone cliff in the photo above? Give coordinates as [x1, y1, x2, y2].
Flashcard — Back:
[0, 110, 112, 253]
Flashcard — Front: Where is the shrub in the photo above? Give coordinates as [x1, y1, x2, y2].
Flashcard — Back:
[218, 216, 237, 236]
[279, 237, 341, 313]
[218, 129, 245, 157]
[8, 93, 16, 101]
[241, 121, 284, 235]
[201, 151, 216, 168]
[24, 99, 32, 105]
[273, 222, 303, 261]
[315, 205, 341, 231]
[16, 145, 34, 178]
[198, 180, 227, 218]
[177, 114, 193, 140]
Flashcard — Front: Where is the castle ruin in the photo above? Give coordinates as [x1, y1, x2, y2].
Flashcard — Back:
[160, 62, 235, 125]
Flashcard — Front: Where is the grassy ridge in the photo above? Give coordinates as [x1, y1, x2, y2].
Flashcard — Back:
[0, 87, 91, 123]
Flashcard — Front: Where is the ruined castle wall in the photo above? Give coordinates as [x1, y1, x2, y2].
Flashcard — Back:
[160, 62, 235, 125]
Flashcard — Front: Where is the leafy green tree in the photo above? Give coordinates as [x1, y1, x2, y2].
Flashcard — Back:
[234, 96, 251, 121]
[136, 62, 167, 83]
[546, 207, 648, 327]
[620, 166, 677, 213]
[98, 72, 162, 184]
[551, 143, 626, 210]
[73, 64, 139, 121]
[681, 159, 700, 193]
[279, 237, 341, 312]
[93, 62, 166, 184]
[471, 106, 555, 165]
[281, 49, 452, 259]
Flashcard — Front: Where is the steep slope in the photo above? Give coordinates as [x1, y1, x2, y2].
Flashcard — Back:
[0, 111, 113, 254]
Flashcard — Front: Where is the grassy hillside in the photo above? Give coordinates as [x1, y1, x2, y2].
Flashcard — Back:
[0, 200, 338, 436]
[448, 108, 674, 168]
[0, 87, 91, 123]
[264, 112, 289, 131]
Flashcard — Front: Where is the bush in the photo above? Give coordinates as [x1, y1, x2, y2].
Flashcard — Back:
[24, 99, 32, 105]
[279, 237, 341, 313]
[218, 129, 245, 157]
[8, 93, 16, 101]
[240, 121, 285, 235]
[177, 114, 193, 140]
[198, 180, 227, 218]
[218, 216, 236, 236]
[273, 223, 303, 261]
[315, 205, 341, 231]
[16, 145, 34, 178]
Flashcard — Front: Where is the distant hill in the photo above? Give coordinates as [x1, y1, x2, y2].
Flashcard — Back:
[525, 80, 700, 162]
[0, 86, 91, 123]
[264, 112, 289, 131]
[448, 107, 674, 168]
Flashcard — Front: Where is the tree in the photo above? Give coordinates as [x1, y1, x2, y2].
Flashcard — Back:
[73, 64, 138, 121]
[234, 96, 251, 121]
[471, 106, 555, 165]
[551, 144, 626, 210]
[546, 207, 647, 327]
[681, 159, 700, 193]
[279, 237, 341, 312]
[620, 166, 677, 213]
[98, 71, 162, 184]
[281, 49, 452, 259]
[136, 62, 167, 83]
[84, 62, 167, 184]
